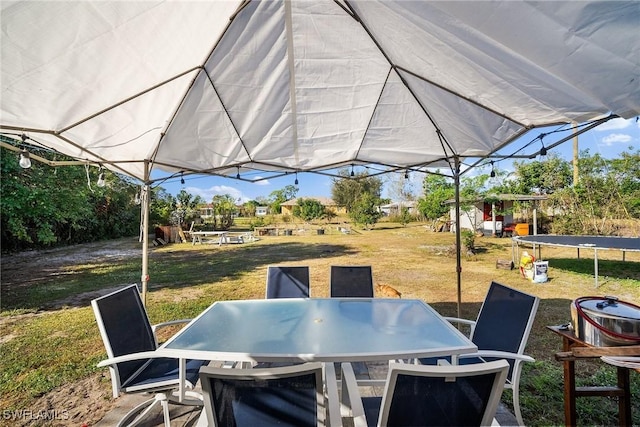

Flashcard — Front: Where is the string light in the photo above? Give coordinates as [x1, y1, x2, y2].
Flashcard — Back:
[236, 166, 240, 179]
[294, 172, 299, 185]
[404, 170, 409, 180]
[490, 161, 496, 178]
[96, 165, 106, 187]
[180, 172, 185, 185]
[539, 136, 547, 156]
[18, 134, 31, 169]
[350, 164, 355, 177]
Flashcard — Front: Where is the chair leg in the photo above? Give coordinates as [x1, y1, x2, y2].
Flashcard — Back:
[118, 393, 169, 427]
[161, 398, 171, 427]
[510, 379, 524, 426]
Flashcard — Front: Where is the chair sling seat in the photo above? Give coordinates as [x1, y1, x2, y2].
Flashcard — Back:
[341, 360, 509, 427]
[121, 357, 204, 392]
[214, 376, 318, 426]
[199, 363, 331, 427]
[385, 372, 498, 426]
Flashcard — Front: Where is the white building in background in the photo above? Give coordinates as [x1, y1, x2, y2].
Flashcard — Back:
[379, 201, 418, 216]
[445, 194, 548, 236]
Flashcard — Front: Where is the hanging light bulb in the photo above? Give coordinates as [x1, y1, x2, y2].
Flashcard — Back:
[539, 143, 547, 156]
[19, 150, 31, 169]
[236, 166, 240, 179]
[180, 172, 185, 185]
[134, 189, 141, 205]
[404, 170, 409, 180]
[490, 161, 496, 178]
[18, 134, 31, 169]
[539, 136, 547, 156]
[350, 164, 355, 177]
[96, 166, 106, 187]
[294, 172, 299, 185]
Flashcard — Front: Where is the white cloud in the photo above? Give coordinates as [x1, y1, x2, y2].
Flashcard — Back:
[252, 177, 270, 186]
[185, 185, 248, 202]
[601, 133, 632, 146]
[594, 117, 632, 131]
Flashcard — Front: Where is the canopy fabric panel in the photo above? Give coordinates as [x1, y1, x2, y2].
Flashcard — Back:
[2, 1, 639, 182]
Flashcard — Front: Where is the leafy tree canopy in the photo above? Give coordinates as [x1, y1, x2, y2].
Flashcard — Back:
[349, 192, 382, 229]
[331, 169, 383, 212]
[417, 172, 454, 221]
[1, 144, 140, 251]
[293, 198, 326, 222]
[269, 185, 299, 214]
[208, 194, 237, 230]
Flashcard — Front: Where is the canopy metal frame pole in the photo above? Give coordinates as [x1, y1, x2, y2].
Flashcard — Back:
[141, 161, 151, 305]
[454, 156, 462, 319]
[594, 248, 599, 288]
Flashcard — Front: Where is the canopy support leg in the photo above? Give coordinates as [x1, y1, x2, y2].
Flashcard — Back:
[141, 161, 151, 305]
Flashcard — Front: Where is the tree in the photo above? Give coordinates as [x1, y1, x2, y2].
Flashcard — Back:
[349, 192, 382, 229]
[417, 172, 454, 221]
[149, 188, 176, 227]
[209, 194, 236, 230]
[173, 190, 204, 226]
[511, 153, 572, 194]
[609, 149, 640, 218]
[268, 185, 299, 214]
[386, 172, 415, 203]
[1, 144, 140, 251]
[243, 200, 258, 217]
[331, 169, 383, 212]
[293, 198, 326, 222]
[550, 149, 639, 234]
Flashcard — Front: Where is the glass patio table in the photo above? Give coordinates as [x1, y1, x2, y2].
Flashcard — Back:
[159, 298, 476, 363]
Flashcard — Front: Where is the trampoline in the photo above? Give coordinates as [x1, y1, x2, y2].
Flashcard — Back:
[513, 235, 640, 287]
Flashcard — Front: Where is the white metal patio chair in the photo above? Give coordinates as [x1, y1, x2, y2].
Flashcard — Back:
[198, 362, 342, 427]
[417, 281, 540, 426]
[92, 284, 207, 427]
[341, 360, 509, 427]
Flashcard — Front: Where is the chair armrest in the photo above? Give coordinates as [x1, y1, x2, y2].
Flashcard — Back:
[97, 351, 178, 368]
[340, 363, 367, 427]
[323, 363, 342, 427]
[151, 319, 192, 333]
[443, 316, 476, 337]
[458, 350, 535, 364]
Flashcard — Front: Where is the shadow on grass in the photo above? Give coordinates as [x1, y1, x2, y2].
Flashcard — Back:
[1, 242, 355, 312]
[543, 257, 640, 281]
[149, 241, 356, 287]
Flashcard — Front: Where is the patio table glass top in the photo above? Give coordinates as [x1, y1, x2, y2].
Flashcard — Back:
[160, 298, 476, 362]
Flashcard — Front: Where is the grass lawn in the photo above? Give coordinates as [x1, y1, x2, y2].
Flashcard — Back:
[1, 221, 639, 426]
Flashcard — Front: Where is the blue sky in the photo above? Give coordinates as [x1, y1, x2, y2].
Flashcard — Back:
[156, 117, 639, 203]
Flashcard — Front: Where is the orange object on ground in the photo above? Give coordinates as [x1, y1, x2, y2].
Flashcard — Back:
[514, 223, 529, 236]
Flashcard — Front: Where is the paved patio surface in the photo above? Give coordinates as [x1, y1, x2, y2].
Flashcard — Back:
[96, 361, 519, 426]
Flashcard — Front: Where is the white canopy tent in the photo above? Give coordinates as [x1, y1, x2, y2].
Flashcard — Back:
[2, 1, 639, 308]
